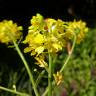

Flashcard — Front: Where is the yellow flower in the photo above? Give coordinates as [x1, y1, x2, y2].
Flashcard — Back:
[33, 34, 44, 44]
[53, 71, 63, 85]
[23, 32, 45, 56]
[24, 14, 89, 56]
[35, 46, 44, 55]
[45, 18, 56, 31]
[52, 43, 62, 52]
[35, 56, 48, 68]
[0, 20, 22, 44]
[66, 20, 88, 43]
[24, 47, 33, 53]
[28, 13, 45, 33]
[23, 14, 67, 56]
[23, 14, 88, 68]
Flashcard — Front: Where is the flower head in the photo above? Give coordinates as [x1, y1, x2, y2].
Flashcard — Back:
[23, 14, 88, 67]
[28, 13, 45, 33]
[53, 71, 63, 85]
[23, 14, 68, 56]
[0, 20, 22, 44]
[66, 20, 88, 43]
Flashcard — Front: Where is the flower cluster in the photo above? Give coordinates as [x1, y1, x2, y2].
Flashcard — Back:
[0, 20, 22, 44]
[53, 71, 63, 85]
[66, 20, 88, 44]
[23, 14, 88, 57]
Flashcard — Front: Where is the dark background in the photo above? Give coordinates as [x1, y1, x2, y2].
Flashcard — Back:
[0, 0, 96, 25]
[0, 0, 96, 68]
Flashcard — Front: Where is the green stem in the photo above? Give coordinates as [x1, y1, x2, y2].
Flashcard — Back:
[13, 40, 40, 96]
[60, 34, 76, 72]
[0, 86, 29, 96]
[42, 86, 48, 96]
[48, 53, 52, 96]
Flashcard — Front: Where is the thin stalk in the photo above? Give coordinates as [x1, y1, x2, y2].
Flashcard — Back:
[42, 86, 48, 96]
[48, 53, 52, 96]
[60, 34, 76, 72]
[12, 40, 40, 96]
[0, 86, 29, 96]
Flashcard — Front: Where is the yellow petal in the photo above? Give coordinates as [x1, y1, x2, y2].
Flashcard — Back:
[35, 46, 44, 54]
[52, 43, 62, 50]
[35, 56, 48, 68]
[24, 47, 32, 53]
[34, 34, 44, 44]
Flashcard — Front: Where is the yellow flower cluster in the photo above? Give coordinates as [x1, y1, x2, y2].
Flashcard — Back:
[23, 14, 88, 57]
[24, 14, 65, 56]
[66, 20, 88, 43]
[53, 71, 63, 85]
[0, 20, 22, 44]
